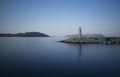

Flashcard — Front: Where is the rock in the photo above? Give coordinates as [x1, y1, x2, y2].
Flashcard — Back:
[0, 32, 50, 37]
[61, 37, 120, 44]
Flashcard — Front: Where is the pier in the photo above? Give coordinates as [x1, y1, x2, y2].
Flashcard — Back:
[61, 27, 120, 44]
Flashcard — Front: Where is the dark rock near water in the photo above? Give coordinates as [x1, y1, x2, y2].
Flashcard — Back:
[0, 32, 49, 37]
[61, 37, 120, 44]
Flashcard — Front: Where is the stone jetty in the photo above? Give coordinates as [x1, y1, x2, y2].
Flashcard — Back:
[61, 36, 120, 44]
[61, 27, 120, 44]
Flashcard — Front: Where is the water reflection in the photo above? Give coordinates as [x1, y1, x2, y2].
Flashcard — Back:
[67, 43, 82, 63]
[77, 44, 82, 63]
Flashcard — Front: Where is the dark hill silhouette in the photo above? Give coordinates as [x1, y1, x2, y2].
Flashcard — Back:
[0, 32, 49, 37]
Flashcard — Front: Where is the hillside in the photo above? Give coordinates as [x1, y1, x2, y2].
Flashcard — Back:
[0, 32, 49, 37]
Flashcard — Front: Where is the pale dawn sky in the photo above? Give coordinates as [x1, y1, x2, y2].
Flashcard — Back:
[0, 0, 120, 36]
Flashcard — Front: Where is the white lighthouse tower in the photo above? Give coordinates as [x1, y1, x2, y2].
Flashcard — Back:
[79, 26, 82, 36]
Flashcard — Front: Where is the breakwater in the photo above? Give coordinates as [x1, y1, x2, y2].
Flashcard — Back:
[61, 37, 120, 44]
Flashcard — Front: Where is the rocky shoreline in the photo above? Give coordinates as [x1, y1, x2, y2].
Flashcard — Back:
[60, 37, 120, 44]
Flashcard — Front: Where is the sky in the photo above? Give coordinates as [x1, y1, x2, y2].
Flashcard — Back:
[0, 0, 120, 36]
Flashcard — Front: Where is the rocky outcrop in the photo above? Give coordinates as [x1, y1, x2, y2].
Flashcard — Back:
[61, 37, 120, 44]
[0, 32, 49, 37]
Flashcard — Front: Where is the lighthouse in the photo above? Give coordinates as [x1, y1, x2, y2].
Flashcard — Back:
[79, 27, 82, 36]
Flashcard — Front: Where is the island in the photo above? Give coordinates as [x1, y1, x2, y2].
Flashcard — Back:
[61, 27, 120, 44]
[0, 32, 49, 37]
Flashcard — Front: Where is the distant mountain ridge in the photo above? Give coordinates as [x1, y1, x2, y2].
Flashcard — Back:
[0, 32, 49, 37]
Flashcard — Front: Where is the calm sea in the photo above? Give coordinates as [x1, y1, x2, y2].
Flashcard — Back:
[0, 37, 120, 77]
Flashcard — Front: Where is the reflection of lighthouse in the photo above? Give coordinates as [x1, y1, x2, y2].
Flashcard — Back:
[79, 27, 82, 36]
[78, 44, 82, 63]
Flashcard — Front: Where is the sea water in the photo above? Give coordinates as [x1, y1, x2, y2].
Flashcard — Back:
[0, 37, 120, 77]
